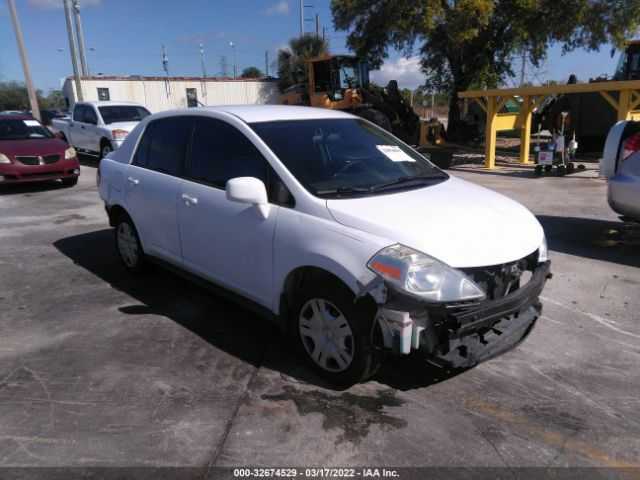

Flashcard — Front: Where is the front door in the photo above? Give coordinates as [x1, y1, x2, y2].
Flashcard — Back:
[177, 117, 278, 307]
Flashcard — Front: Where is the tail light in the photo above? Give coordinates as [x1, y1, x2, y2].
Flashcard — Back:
[621, 133, 640, 161]
[96, 168, 101, 187]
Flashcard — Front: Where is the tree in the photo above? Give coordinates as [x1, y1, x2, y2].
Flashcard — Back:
[331, 0, 640, 133]
[240, 66, 264, 78]
[277, 35, 328, 92]
[0, 81, 65, 110]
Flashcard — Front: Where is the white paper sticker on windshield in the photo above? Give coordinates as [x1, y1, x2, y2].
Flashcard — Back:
[376, 145, 415, 162]
[24, 120, 40, 127]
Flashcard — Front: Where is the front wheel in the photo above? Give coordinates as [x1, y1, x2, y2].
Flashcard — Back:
[290, 281, 382, 386]
[115, 214, 147, 275]
[99, 141, 113, 161]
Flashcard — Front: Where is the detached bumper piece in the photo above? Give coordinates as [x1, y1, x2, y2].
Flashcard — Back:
[377, 261, 551, 368]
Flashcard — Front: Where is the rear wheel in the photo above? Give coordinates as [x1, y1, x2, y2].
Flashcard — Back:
[358, 109, 392, 133]
[115, 214, 147, 275]
[557, 164, 566, 176]
[290, 281, 382, 386]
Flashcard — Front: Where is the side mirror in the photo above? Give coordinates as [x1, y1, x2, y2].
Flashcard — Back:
[226, 177, 270, 219]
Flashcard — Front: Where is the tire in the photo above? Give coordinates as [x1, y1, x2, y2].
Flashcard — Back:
[358, 109, 392, 133]
[567, 163, 575, 174]
[61, 177, 78, 187]
[544, 165, 552, 172]
[99, 141, 113, 161]
[534, 165, 542, 176]
[290, 281, 383, 386]
[114, 213, 147, 275]
[557, 165, 566, 176]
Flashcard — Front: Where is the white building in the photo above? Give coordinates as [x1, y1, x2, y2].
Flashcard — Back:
[61, 76, 279, 112]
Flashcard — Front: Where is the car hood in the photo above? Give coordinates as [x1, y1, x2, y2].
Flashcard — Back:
[104, 121, 140, 132]
[325, 176, 544, 268]
[0, 138, 68, 157]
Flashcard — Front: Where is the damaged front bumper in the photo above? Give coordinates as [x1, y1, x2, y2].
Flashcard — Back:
[375, 261, 552, 368]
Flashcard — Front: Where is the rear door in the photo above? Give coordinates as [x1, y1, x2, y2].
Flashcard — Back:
[69, 104, 86, 148]
[177, 117, 280, 307]
[124, 116, 193, 265]
[82, 104, 101, 152]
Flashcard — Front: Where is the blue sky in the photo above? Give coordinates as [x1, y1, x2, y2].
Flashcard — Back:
[0, 0, 621, 93]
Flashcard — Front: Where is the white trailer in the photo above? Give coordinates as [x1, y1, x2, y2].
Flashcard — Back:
[61, 76, 279, 113]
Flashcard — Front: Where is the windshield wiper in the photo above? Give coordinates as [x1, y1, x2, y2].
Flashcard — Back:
[316, 186, 372, 195]
[369, 174, 442, 192]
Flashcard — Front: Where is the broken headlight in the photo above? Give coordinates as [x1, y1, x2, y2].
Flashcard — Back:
[367, 244, 486, 303]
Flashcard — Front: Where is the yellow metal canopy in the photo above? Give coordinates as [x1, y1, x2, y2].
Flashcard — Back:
[457, 80, 640, 168]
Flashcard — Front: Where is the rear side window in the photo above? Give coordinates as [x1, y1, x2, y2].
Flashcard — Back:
[189, 118, 267, 188]
[73, 105, 85, 123]
[146, 117, 191, 176]
[84, 106, 98, 124]
[133, 124, 153, 167]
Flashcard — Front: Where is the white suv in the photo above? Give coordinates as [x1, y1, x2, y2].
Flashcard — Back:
[98, 105, 551, 385]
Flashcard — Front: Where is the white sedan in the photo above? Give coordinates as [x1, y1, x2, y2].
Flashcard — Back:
[602, 120, 640, 220]
[97, 105, 550, 385]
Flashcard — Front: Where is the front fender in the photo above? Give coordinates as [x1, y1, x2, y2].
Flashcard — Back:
[272, 207, 393, 314]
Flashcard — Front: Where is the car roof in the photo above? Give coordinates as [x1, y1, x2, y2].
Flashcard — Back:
[0, 114, 37, 121]
[78, 101, 144, 107]
[197, 105, 355, 123]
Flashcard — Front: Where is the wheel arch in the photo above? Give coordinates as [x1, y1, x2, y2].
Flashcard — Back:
[277, 263, 377, 334]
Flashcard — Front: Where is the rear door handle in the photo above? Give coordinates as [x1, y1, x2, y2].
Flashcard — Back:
[181, 194, 198, 205]
[127, 177, 139, 185]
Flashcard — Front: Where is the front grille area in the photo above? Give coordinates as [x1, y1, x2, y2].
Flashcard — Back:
[461, 251, 538, 300]
[20, 170, 64, 179]
[16, 153, 60, 166]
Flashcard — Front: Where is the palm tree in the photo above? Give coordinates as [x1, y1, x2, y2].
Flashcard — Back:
[277, 35, 328, 92]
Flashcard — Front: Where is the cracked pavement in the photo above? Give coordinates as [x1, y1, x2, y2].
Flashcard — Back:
[0, 159, 639, 478]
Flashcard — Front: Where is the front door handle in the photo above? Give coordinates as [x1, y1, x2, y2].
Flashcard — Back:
[181, 194, 198, 205]
[127, 177, 139, 185]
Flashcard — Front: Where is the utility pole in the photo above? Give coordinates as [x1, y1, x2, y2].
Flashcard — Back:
[199, 43, 207, 97]
[7, 0, 40, 120]
[72, 0, 89, 76]
[162, 44, 170, 99]
[520, 48, 526, 87]
[229, 41, 237, 77]
[265, 51, 269, 77]
[315, 14, 320, 38]
[299, 0, 304, 36]
[63, 0, 83, 101]
[323, 26, 326, 42]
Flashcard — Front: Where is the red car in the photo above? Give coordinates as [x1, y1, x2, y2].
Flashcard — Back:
[0, 115, 80, 186]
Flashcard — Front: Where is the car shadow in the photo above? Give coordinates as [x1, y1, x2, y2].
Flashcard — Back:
[0, 180, 71, 195]
[53, 229, 462, 392]
[537, 215, 640, 268]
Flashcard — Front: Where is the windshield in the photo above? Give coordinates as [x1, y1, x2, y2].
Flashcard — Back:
[0, 118, 53, 140]
[98, 105, 150, 124]
[250, 118, 447, 198]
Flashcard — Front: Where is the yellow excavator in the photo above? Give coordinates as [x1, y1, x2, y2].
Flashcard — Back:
[278, 54, 454, 167]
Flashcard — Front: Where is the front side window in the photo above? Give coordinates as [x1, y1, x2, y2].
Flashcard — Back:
[250, 118, 447, 198]
[189, 118, 267, 188]
[146, 117, 191, 176]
